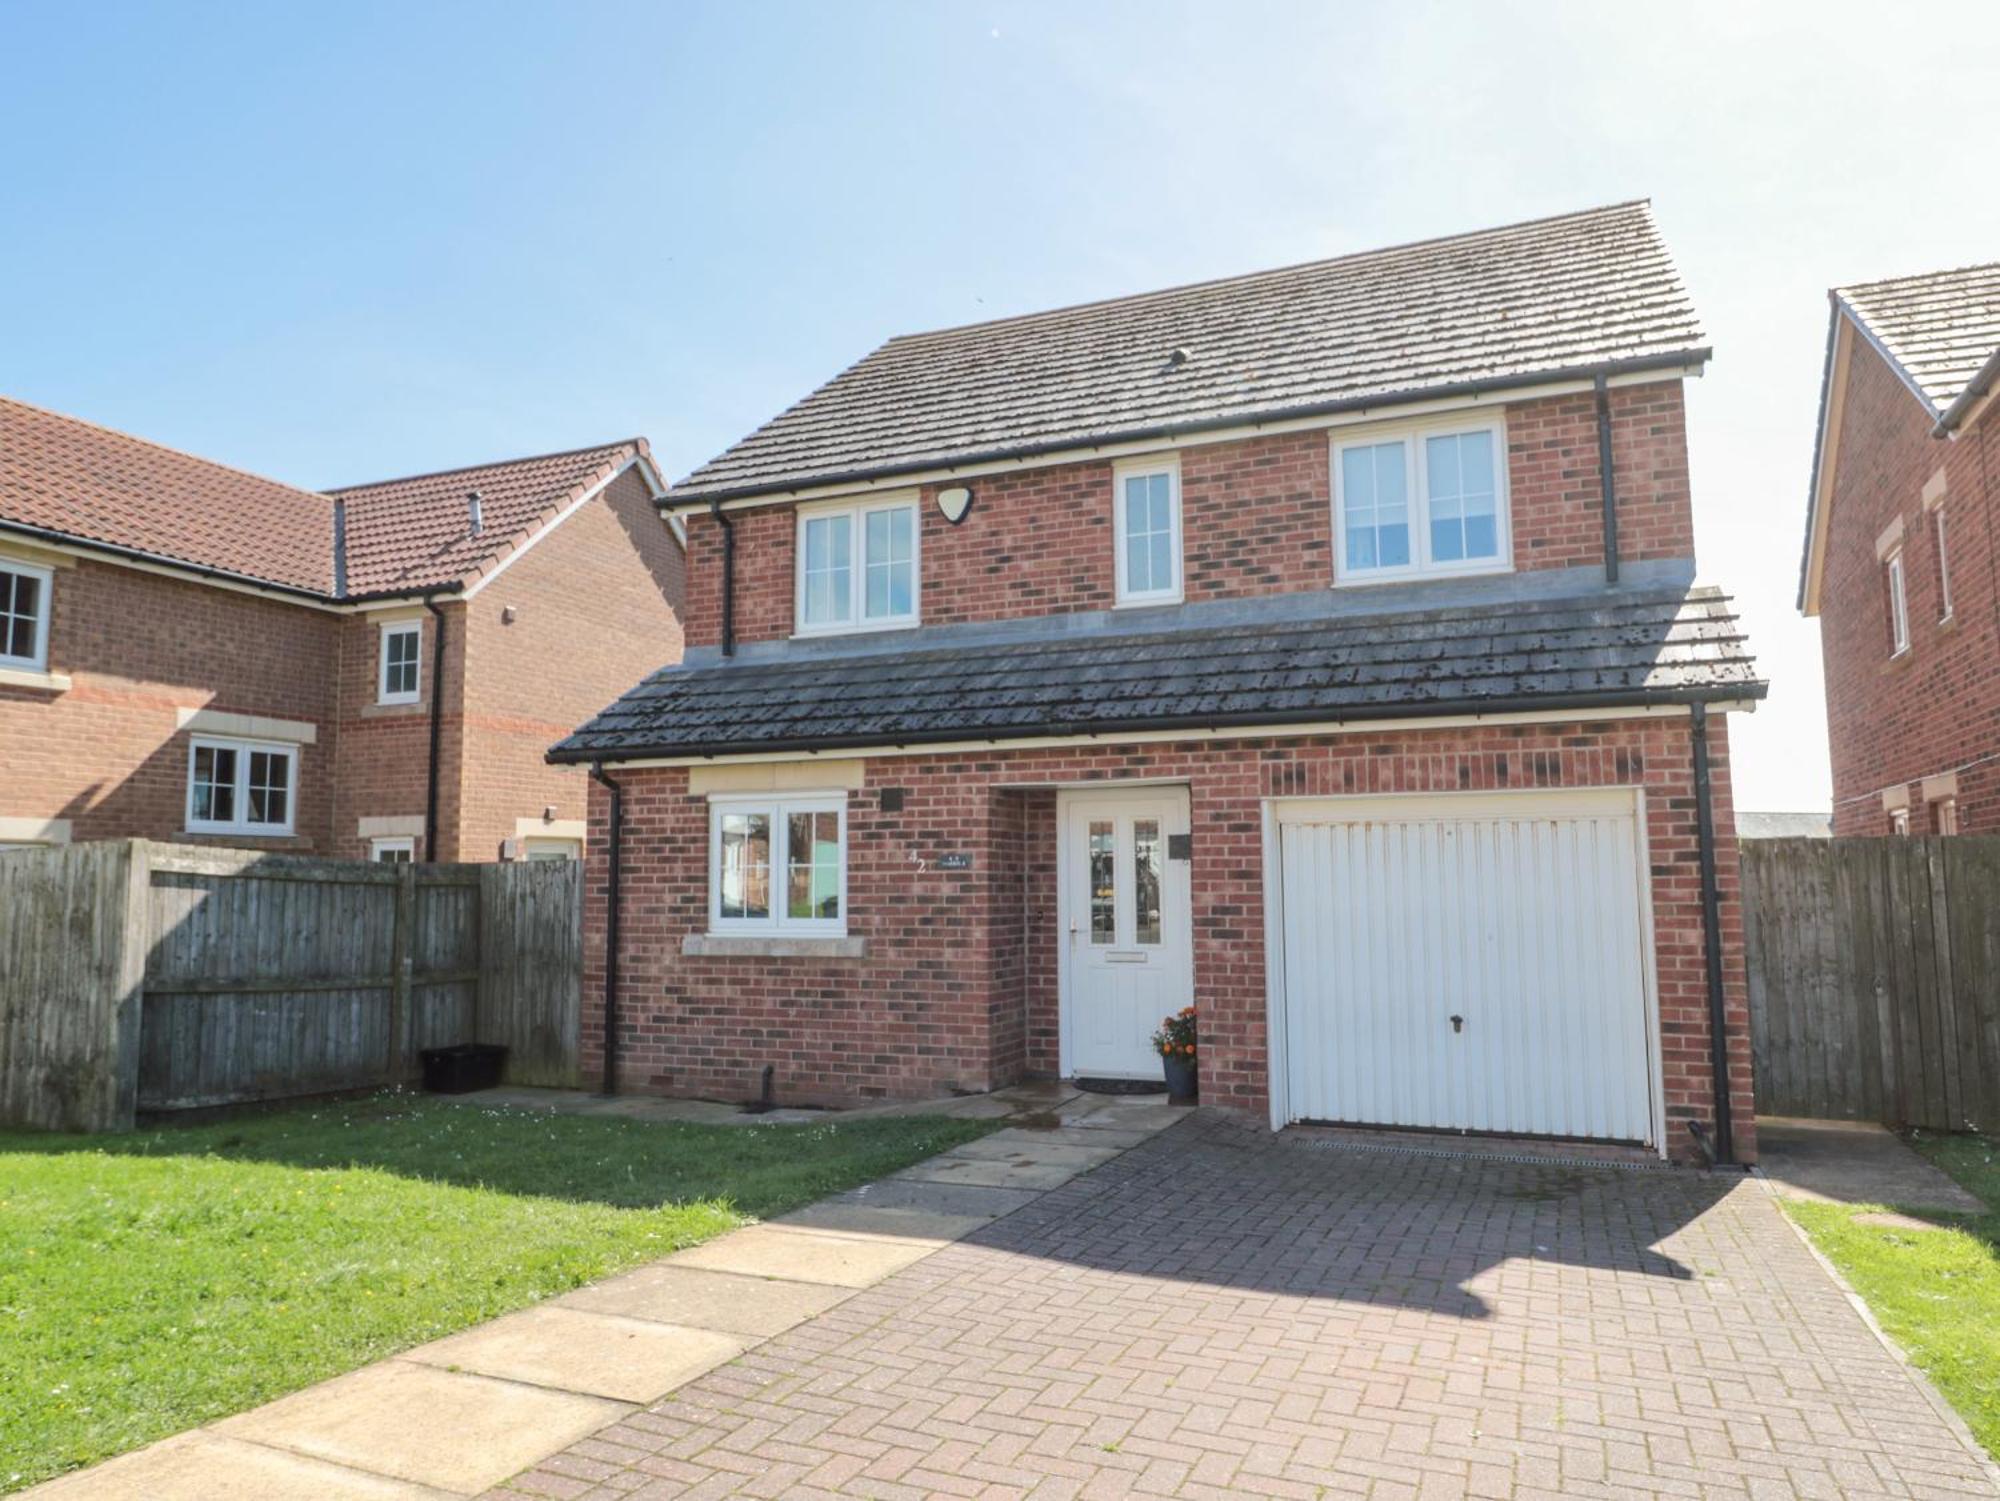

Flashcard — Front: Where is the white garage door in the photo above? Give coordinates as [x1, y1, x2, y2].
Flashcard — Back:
[1275, 789, 1657, 1145]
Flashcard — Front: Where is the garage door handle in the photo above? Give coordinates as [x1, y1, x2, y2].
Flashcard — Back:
[1450, 1014, 1464, 1034]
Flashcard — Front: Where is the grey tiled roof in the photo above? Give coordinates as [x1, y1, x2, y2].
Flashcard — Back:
[1838, 262, 2000, 426]
[673, 202, 1708, 501]
[552, 586, 1760, 763]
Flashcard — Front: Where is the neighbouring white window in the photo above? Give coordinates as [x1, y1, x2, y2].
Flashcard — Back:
[371, 836, 415, 863]
[1885, 548, 1910, 656]
[1333, 419, 1508, 583]
[186, 736, 297, 837]
[378, 621, 421, 704]
[796, 496, 919, 634]
[0, 558, 53, 670]
[1113, 457, 1182, 605]
[1889, 807, 1911, 836]
[523, 836, 580, 861]
[1933, 797, 1960, 836]
[1935, 507, 1954, 623]
[709, 794, 846, 933]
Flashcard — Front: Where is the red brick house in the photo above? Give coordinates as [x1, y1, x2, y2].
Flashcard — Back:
[1799, 263, 2000, 835]
[557, 202, 1764, 1163]
[0, 396, 685, 861]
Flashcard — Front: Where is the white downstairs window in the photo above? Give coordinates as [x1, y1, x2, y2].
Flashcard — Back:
[0, 557, 53, 669]
[186, 737, 297, 837]
[378, 621, 421, 704]
[795, 494, 919, 635]
[709, 794, 846, 934]
[1333, 417, 1510, 583]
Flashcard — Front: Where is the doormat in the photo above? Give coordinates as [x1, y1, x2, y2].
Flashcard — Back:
[1075, 1077, 1167, 1096]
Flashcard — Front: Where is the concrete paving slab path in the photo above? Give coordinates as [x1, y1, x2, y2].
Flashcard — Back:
[1758, 1115, 1986, 1212]
[27, 1430, 459, 1500]
[663, 1222, 942, 1284]
[553, 1263, 852, 1337]
[403, 1305, 750, 1403]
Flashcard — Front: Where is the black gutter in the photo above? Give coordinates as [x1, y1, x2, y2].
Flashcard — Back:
[1688, 702, 1735, 1166]
[588, 763, 624, 1096]
[1594, 372, 1620, 585]
[659, 349, 1713, 512]
[422, 596, 449, 862]
[549, 681, 1766, 765]
[709, 499, 736, 657]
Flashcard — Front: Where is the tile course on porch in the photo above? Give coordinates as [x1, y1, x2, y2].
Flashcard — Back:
[27, 1083, 1169, 1500]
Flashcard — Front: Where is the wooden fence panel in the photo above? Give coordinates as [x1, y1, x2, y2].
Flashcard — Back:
[477, 861, 582, 1087]
[1743, 835, 2000, 1130]
[1, 841, 581, 1129]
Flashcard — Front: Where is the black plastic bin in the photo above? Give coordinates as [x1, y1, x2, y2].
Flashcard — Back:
[418, 1043, 509, 1094]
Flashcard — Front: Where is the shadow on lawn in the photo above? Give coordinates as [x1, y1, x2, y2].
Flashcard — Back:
[0, 1094, 991, 1216]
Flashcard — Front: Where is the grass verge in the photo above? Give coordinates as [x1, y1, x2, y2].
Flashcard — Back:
[1782, 1131, 2000, 1460]
[0, 1094, 993, 1492]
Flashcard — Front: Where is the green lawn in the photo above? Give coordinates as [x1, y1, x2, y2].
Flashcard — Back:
[1783, 1131, 2000, 1459]
[0, 1094, 993, 1493]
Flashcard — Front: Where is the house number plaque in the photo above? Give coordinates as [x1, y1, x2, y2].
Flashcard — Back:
[936, 853, 972, 871]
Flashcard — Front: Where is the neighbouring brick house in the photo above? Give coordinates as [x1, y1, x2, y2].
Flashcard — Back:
[0, 396, 685, 861]
[556, 202, 1765, 1163]
[1799, 263, 2000, 835]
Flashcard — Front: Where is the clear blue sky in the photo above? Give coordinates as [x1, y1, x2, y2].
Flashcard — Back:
[6, 1, 1999, 811]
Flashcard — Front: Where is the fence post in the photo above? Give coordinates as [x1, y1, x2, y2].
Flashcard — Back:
[388, 863, 416, 1083]
[107, 839, 151, 1131]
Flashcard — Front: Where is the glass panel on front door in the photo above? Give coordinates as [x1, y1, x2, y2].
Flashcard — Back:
[1133, 819, 1161, 944]
[1089, 821, 1116, 943]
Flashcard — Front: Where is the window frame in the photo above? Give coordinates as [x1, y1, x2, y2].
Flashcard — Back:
[1933, 796, 1960, 836]
[1111, 454, 1184, 607]
[0, 557, 54, 671]
[1885, 547, 1911, 656]
[377, 620, 422, 705]
[793, 493, 921, 637]
[370, 836, 415, 863]
[1889, 807, 1911, 837]
[1934, 506, 1954, 624]
[523, 836, 580, 862]
[1330, 414, 1512, 586]
[184, 735, 298, 837]
[707, 792, 848, 935]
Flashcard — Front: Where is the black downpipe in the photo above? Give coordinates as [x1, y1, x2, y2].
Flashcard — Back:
[710, 499, 736, 657]
[589, 763, 624, 1096]
[422, 596, 448, 862]
[1594, 372, 1620, 585]
[1689, 703, 1735, 1166]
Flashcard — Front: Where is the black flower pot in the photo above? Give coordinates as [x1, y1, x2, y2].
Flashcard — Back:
[1162, 1053, 1197, 1105]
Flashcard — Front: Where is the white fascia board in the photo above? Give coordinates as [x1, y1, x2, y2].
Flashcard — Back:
[591, 700, 1759, 770]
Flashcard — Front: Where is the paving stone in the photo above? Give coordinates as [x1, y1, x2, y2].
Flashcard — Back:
[777, 1179, 1041, 1241]
[666, 1224, 939, 1286]
[555, 1264, 854, 1337]
[893, 1154, 1101, 1190]
[937, 1131, 1128, 1165]
[26, 1430, 458, 1499]
[506, 1113, 1998, 1499]
[404, 1305, 750, 1403]
[216, 1359, 628, 1494]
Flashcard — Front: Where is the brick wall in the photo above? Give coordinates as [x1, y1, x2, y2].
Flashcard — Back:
[0, 553, 339, 848]
[581, 713, 1752, 1163]
[680, 382, 1693, 649]
[1819, 338, 2000, 834]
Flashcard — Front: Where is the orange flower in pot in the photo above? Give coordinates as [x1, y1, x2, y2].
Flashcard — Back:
[1150, 1007, 1198, 1105]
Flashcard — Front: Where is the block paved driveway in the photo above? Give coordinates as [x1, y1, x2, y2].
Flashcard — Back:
[496, 1113, 1995, 1499]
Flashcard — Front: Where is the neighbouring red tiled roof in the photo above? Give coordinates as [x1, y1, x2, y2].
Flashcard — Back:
[329, 440, 647, 596]
[0, 394, 655, 600]
[0, 394, 338, 592]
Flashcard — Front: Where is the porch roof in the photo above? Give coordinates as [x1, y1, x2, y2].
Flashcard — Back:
[551, 584, 1762, 764]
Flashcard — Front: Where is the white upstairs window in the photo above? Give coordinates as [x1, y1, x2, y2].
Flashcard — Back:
[0, 558, 53, 669]
[378, 621, 421, 704]
[796, 495, 919, 634]
[1333, 418, 1509, 583]
[1885, 548, 1910, 656]
[1113, 456, 1182, 605]
[186, 737, 297, 837]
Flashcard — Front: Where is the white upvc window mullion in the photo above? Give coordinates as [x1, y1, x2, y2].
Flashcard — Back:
[1113, 456, 1183, 606]
[709, 793, 847, 934]
[1333, 416, 1510, 585]
[0, 558, 53, 670]
[796, 495, 919, 635]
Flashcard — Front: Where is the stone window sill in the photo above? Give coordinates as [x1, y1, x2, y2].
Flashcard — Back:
[0, 664, 70, 693]
[682, 934, 867, 959]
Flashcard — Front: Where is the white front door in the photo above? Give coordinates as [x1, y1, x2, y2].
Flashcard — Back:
[1059, 787, 1193, 1079]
